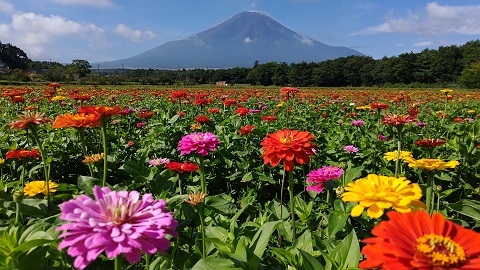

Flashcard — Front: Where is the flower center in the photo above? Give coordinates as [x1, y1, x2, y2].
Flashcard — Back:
[415, 233, 466, 268]
[279, 134, 294, 145]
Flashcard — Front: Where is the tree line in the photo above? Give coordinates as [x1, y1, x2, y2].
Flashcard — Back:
[2, 40, 480, 88]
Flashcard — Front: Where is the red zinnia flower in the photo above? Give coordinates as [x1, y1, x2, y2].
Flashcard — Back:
[207, 108, 220, 114]
[407, 106, 420, 116]
[13, 96, 25, 103]
[9, 112, 53, 130]
[415, 139, 447, 148]
[194, 115, 211, 124]
[239, 125, 254, 136]
[6, 149, 41, 160]
[280, 87, 299, 99]
[171, 91, 187, 100]
[224, 99, 237, 106]
[138, 111, 154, 118]
[370, 102, 389, 110]
[261, 116, 277, 122]
[360, 211, 480, 270]
[235, 107, 249, 116]
[382, 114, 417, 126]
[454, 117, 464, 123]
[260, 129, 317, 171]
[165, 162, 199, 174]
[194, 98, 212, 106]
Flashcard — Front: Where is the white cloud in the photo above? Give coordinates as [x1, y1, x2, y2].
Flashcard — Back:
[0, 0, 15, 14]
[352, 2, 480, 35]
[0, 12, 108, 59]
[413, 41, 433, 47]
[244, 37, 253, 43]
[299, 36, 314, 46]
[113, 24, 156, 42]
[52, 0, 113, 8]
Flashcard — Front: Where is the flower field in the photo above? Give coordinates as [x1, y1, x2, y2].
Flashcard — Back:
[1, 84, 480, 269]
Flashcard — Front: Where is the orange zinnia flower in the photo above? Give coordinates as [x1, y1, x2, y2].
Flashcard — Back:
[382, 114, 417, 126]
[260, 129, 317, 171]
[77, 105, 122, 118]
[52, 113, 101, 128]
[9, 112, 53, 130]
[6, 149, 41, 160]
[360, 211, 480, 270]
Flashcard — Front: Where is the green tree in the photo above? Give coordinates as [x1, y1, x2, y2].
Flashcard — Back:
[0, 42, 30, 70]
[458, 61, 480, 88]
[66, 59, 92, 78]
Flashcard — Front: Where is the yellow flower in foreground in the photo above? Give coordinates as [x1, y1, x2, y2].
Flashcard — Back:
[383, 151, 413, 161]
[440, 89, 453, 93]
[405, 158, 459, 172]
[51, 95, 67, 101]
[24, 180, 58, 197]
[341, 174, 425, 218]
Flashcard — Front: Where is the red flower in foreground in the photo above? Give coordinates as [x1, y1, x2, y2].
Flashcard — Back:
[360, 211, 480, 270]
[239, 125, 254, 136]
[235, 107, 249, 116]
[6, 149, 41, 160]
[165, 162, 199, 174]
[415, 139, 446, 148]
[260, 129, 317, 171]
[370, 102, 389, 110]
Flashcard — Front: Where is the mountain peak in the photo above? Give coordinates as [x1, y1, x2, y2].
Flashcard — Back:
[98, 11, 364, 69]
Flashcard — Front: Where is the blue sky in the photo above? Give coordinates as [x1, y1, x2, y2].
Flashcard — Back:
[1, 0, 480, 65]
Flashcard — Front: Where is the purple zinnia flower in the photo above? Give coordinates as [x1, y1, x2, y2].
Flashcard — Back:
[136, 121, 146, 128]
[416, 122, 428, 127]
[56, 186, 178, 270]
[178, 132, 220, 156]
[344, 145, 358, 154]
[350, 120, 365, 126]
[149, 158, 170, 167]
[306, 166, 344, 193]
[378, 134, 387, 141]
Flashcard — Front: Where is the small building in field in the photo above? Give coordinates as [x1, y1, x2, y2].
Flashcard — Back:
[216, 81, 227, 86]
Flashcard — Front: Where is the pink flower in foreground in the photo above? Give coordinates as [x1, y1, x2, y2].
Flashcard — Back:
[306, 166, 344, 192]
[56, 186, 178, 270]
[178, 132, 220, 156]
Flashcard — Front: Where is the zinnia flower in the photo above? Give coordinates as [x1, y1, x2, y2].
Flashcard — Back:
[370, 102, 389, 110]
[306, 166, 344, 193]
[415, 138, 447, 148]
[260, 129, 317, 171]
[24, 180, 58, 197]
[5, 149, 41, 160]
[405, 158, 460, 172]
[359, 210, 480, 270]
[184, 191, 207, 206]
[343, 145, 358, 154]
[9, 112, 53, 130]
[261, 116, 277, 122]
[194, 115, 211, 124]
[77, 105, 122, 120]
[56, 186, 178, 269]
[382, 114, 417, 126]
[149, 158, 170, 167]
[350, 120, 365, 126]
[239, 125, 255, 136]
[235, 107, 249, 116]
[52, 113, 101, 128]
[82, 153, 104, 163]
[341, 174, 425, 218]
[166, 162, 199, 173]
[383, 151, 413, 161]
[178, 132, 220, 156]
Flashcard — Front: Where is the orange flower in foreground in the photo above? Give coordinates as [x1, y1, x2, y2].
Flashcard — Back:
[6, 149, 41, 160]
[360, 211, 480, 270]
[260, 129, 316, 171]
[9, 112, 53, 130]
[52, 113, 101, 128]
[77, 105, 122, 118]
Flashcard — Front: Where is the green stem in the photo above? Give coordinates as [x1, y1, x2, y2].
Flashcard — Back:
[101, 122, 108, 186]
[395, 127, 402, 178]
[288, 170, 296, 241]
[15, 202, 20, 224]
[29, 126, 50, 211]
[426, 173, 435, 214]
[144, 254, 149, 270]
[114, 256, 121, 270]
[78, 128, 94, 177]
[198, 204, 206, 258]
[198, 156, 206, 194]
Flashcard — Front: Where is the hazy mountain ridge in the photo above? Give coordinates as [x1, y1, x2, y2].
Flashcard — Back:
[98, 11, 364, 69]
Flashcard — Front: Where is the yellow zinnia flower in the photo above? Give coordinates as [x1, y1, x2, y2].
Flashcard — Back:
[24, 180, 58, 197]
[341, 174, 425, 218]
[0, 158, 4, 165]
[383, 151, 413, 161]
[440, 89, 453, 93]
[356, 105, 371, 110]
[51, 95, 67, 101]
[405, 158, 459, 172]
[83, 153, 104, 163]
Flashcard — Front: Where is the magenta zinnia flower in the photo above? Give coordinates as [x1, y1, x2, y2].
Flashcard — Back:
[56, 186, 178, 269]
[178, 132, 220, 156]
[306, 166, 344, 192]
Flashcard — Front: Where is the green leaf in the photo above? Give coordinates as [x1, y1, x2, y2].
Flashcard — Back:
[249, 220, 281, 259]
[343, 164, 364, 185]
[77, 176, 102, 195]
[120, 160, 153, 181]
[449, 199, 480, 221]
[204, 196, 236, 214]
[241, 171, 253, 182]
[330, 230, 361, 269]
[326, 212, 349, 238]
[299, 249, 324, 270]
[191, 258, 243, 270]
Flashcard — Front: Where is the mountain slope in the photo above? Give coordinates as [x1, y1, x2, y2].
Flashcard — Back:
[99, 11, 364, 69]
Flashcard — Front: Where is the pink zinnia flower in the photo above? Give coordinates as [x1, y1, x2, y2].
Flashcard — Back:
[178, 132, 220, 156]
[350, 120, 365, 126]
[149, 158, 170, 167]
[344, 145, 358, 154]
[56, 186, 178, 270]
[306, 166, 344, 192]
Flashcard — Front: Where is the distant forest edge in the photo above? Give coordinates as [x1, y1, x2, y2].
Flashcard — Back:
[2, 40, 480, 88]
